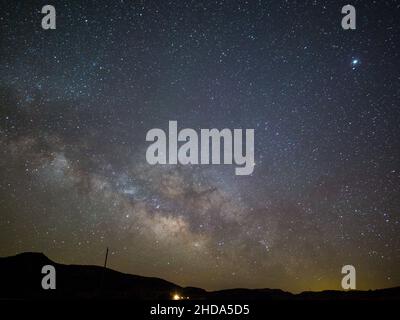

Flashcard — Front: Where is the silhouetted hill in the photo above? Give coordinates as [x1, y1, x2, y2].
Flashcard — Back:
[0, 253, 399, 300]
[207, 288, 294, 300]
[0, 252, 181, 299]
[297, 287, 400, 301]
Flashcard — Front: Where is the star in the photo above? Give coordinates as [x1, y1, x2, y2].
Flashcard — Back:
[351, 58, 360, 69]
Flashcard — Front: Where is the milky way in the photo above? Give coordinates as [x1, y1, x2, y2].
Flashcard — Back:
[0, 1, 399, 292]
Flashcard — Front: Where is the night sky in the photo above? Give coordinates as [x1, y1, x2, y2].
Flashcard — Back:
[0, 0, 399, 293]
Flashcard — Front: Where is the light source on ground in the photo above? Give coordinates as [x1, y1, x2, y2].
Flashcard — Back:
[172, 293, 182, 300]
[171, 293, 190, 300]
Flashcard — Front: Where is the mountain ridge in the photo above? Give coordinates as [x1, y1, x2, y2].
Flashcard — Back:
[0, 252, 399, 300]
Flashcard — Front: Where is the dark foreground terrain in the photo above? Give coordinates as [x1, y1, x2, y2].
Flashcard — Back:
[0, 252, 399, 301]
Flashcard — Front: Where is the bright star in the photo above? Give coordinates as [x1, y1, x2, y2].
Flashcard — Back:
[351, 59, 360, 70]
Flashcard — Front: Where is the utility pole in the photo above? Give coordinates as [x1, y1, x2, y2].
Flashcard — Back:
[104, 247, 109, 268]
[99, 247, 109, 295]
